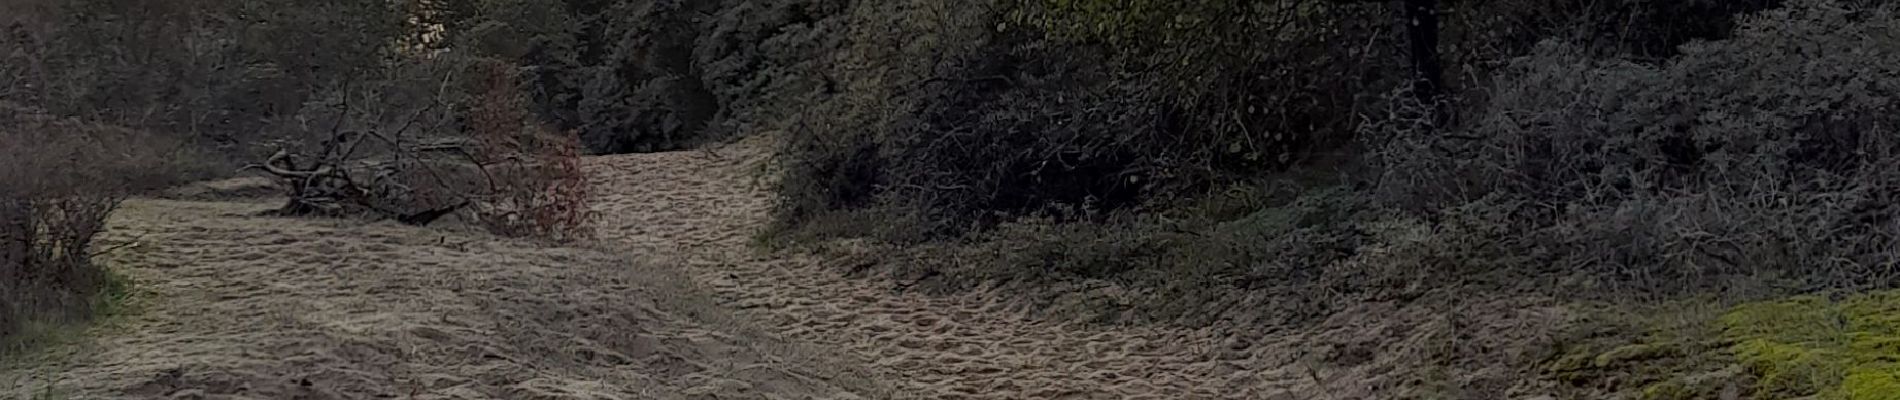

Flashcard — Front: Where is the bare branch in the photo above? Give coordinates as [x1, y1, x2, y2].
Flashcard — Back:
[260, 149, 335, 178]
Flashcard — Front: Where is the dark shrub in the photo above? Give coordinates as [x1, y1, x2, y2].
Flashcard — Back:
[1, 105, 207, 340]
[1373, 0, 1900, 295]
[442, 0, 851, 155]
[773, 0, 1404, 238]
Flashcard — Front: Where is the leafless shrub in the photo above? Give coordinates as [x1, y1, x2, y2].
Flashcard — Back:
[0, 198, 117, 341]
[1, 105, 203, 339]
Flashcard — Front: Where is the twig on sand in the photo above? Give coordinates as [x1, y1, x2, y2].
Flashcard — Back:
[90, 234, 147, 257]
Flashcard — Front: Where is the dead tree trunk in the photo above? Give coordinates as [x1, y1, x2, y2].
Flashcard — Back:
[1338, 0, 1450, 128]
[252, 134, 472, 227]
[0, 199, 30, 291]
[1402, 0, 1448, 128]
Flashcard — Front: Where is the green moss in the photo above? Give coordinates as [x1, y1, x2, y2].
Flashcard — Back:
[1640, 379, 1695, 400]
[1720, 296, 1844, 346]
[1539, 303, 1736, 398]
[1729, 338, 1845, 397]
[1550, 292, 1900, 399]
[1718, 291, 1900, 400]
[1842, 366, 1900, 400]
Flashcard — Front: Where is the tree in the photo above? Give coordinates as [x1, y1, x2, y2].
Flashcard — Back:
[1368, 0, 1447, 126]
[1022, 0, 1464, 129]
[1401, 0, 1442, 113]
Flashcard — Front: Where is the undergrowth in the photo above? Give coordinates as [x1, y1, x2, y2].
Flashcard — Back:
[1, 105, 197, 345]
[769, 0, 1900, 397]
[1, 261, 137, 360]
[850, 0, 1900, 324]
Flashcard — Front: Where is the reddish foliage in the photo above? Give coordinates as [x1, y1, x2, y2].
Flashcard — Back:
[467, 62, 592, 241]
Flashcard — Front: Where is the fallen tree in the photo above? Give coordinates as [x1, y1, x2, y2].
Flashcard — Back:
[248, 61, 589, 241]
[250, 134, 472, 226]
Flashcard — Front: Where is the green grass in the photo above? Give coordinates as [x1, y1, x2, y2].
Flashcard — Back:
[2, 262, 139, 373]
[1547, 291, 1900, 400]
[90, 265, 138, 319]
[1721, 292, 1900, 400]
[1, 263, 138, 399]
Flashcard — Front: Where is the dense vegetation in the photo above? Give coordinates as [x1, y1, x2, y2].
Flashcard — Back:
[742, 0, 1895, 397]
[764, 0, 1900, 308]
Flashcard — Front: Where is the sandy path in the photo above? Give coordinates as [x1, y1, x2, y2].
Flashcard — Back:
[2, 135, 1569, 399]
[589, 137, 1325, 399]
[2, 197, 889, 399]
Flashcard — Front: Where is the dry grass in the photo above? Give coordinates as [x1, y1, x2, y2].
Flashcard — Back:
[2, 197, 895, 398]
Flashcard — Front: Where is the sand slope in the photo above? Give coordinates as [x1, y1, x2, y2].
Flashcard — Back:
[590, 137, 1321, 399]
[2, 198, 888, 399]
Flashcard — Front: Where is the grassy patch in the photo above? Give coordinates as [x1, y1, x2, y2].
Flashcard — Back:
[1, 263, 138, 361]
[1546, 291, 1900, 400]
[1721, 292, 1900, 400]
[2, 258, 140, 399]
[1543, 301, 1739, 399]
[90, 265, 138, 319]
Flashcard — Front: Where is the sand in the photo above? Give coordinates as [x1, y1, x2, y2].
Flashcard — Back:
[587, 136, 1569, 399]
[1, 196, 890, 399]
[3, 135, 1569, 399]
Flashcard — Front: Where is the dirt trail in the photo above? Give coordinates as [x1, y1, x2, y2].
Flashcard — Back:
[2, 197, 889, 399]
[589, 137, 1326, 399]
